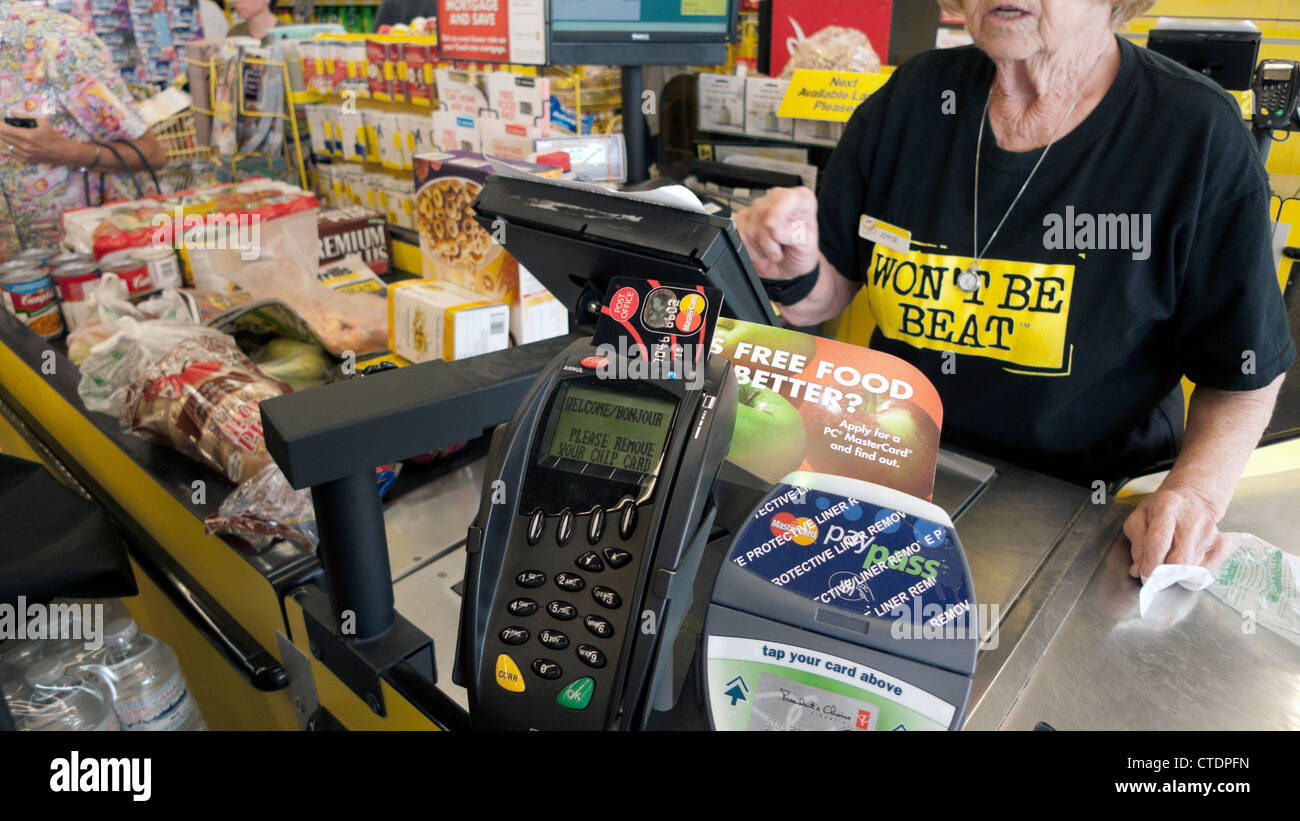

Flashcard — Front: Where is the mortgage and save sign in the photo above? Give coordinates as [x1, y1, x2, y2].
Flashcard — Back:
[436, 0, 547, 64]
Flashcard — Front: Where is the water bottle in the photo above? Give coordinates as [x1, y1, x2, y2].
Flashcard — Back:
[13, 658, 119, 731]
[1, 638, 45, 682]
[83, 617, 206, 731]
[1, 639, 45, 715]
[42, 598, 129, 667]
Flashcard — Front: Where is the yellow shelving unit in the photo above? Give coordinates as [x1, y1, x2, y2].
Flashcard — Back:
[186, 54, 312, 189]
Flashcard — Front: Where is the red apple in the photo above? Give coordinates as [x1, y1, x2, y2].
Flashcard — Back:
[800, 390, 939, 498]
[727, 384, 808, 485]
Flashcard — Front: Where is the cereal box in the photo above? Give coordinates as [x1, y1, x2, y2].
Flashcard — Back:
[412, 151, 567, 343]
[388, 279, 509, 363]
[431, 111, 482, 154]
[412, 151, 556, 289]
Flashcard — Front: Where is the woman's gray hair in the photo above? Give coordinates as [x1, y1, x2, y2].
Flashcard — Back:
[934, 1, 1157, 29]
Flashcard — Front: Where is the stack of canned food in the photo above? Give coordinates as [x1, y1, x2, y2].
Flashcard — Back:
[0, 245, 183, 340]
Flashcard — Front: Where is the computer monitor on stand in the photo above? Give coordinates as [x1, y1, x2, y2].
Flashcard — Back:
[546, 0, 741, 183]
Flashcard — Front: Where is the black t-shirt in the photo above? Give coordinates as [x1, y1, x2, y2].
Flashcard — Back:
[818, 37, 1296, 484]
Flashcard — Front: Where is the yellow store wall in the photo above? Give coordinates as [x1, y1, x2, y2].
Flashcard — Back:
[1131, 0, 1300, 177]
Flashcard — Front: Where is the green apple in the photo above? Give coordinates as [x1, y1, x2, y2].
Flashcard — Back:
[711, 319, 820, 380]
[728, 384, 808, 484]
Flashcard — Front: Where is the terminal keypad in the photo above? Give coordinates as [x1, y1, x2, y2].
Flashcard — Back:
[491, 500, 644, 714]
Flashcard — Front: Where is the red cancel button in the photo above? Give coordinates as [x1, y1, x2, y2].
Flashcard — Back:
[580, 355, 608, 370]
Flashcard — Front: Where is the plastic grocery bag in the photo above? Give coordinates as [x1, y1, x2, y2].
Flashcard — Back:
[205, 463, 318, 551]
[219, 252, 389, 356]
[1208, 533, 1300, 647]
[66, 275, 147, 364]
[119, 335, 291, 485]
[66, 274, 199, 364]
[204, 462, 399, 551]
[72, 273, 220, 415]
[78, 317, 228, 415]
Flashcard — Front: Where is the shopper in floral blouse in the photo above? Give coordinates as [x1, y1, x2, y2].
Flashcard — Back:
[0, 0, 165, 259]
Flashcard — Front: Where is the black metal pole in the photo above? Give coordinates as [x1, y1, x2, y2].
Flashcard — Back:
[1255, 124, 1274, 165]
[623, 64, 648, 184]
[310, 470, 394, 640]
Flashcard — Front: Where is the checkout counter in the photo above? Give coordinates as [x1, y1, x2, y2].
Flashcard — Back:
[1, 174, 1297, 732]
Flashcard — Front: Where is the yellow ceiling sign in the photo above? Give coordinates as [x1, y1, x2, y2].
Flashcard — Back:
[777, 69, 892, 122]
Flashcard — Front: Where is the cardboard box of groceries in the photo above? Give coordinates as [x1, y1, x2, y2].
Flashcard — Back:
[411, 151, 568, 343]
[388, 278, 509, 363]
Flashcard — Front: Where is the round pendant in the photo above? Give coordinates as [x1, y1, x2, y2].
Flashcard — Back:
[957, 265, 981, 293]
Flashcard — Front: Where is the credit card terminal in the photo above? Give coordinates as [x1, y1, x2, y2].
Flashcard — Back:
[455, 337, 738, 730]
[1253, 58, 1300, 129]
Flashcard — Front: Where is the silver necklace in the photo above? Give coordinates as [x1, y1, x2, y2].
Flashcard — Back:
[959, 82, 1089, 294]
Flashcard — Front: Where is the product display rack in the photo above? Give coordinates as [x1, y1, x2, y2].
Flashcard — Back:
[185, 54, 314, 189]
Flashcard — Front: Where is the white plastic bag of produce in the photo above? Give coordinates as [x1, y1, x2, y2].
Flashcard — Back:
[66, 274, 199, 365]
[78, 317, 228, 415]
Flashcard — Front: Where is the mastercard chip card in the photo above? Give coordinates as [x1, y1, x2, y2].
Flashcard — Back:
[593, 278, 722, 378]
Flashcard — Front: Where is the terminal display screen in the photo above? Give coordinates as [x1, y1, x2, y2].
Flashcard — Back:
[544, 384, 676, 476]
[551, 0, 731, 34]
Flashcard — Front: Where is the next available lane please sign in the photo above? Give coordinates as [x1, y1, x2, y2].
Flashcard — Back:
[777, 69, 893, 122]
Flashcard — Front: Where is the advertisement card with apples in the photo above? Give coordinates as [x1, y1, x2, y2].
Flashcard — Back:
[710, 318, 943, 500]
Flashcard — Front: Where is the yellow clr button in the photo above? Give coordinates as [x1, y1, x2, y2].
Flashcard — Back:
[495, 654, 525, 693]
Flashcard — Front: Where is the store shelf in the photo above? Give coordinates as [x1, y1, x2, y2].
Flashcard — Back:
[290, 90, 327, 106]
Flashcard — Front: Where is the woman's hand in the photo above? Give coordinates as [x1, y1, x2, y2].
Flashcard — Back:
[1123, 481, 1233, 578]
[735, 186, 821, 280]
[1123, 377, 1285, 580]
[0, 117, 87, 166]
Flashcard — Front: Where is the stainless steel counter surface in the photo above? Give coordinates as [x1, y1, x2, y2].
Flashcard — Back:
[394, 549, 469, 710]
[383, 460, 485, 582]
[387, 459, 483, 712]
[384, 440, 1298, 730]
[946, 457, 1089, 629]
[974, 464, 1300, 731]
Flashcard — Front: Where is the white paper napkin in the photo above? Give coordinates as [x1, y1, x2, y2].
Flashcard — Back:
[1139, 563, 1215, 617]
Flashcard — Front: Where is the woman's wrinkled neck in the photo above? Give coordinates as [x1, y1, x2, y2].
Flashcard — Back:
[986, 30, 1120, 152]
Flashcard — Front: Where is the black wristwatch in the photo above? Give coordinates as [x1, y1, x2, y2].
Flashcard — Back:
[759, 263, 820, 305]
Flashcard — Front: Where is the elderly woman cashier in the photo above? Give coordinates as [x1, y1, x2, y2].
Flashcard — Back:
[737, 0, 1295, 579]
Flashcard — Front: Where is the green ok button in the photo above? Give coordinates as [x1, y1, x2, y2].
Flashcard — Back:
[556, 677, 595, 710]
